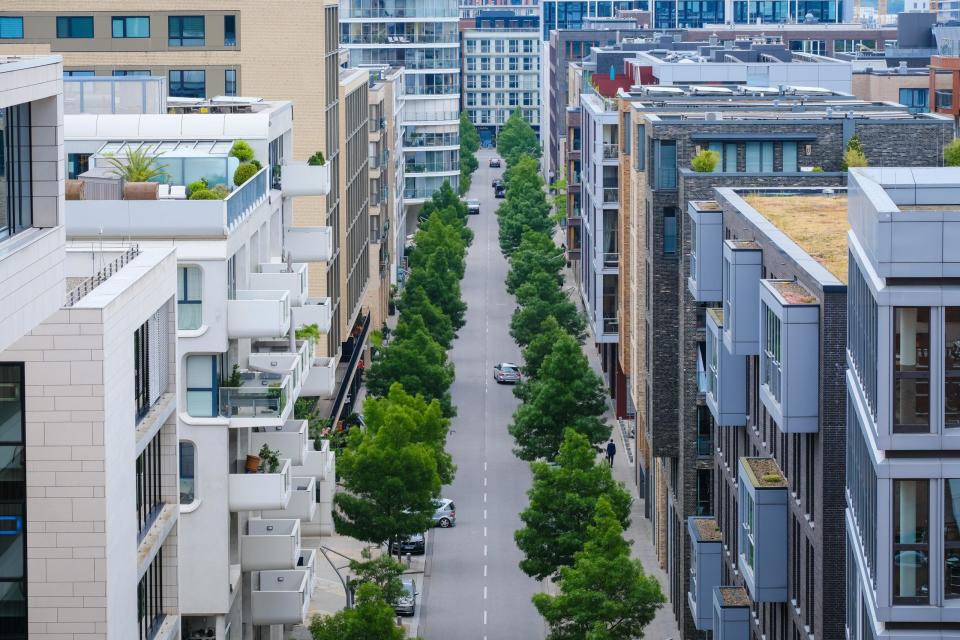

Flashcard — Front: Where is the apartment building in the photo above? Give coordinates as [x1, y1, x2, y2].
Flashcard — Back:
[843, 167, 960, 639]
[685, 22, 899, 56]
[459, 0, 540, 18]
[461, 11, 541, 146]
[340, 0, 462, 206]
[615, 89, 952, 638]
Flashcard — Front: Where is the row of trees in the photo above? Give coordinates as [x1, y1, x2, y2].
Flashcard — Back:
[317, 183, 471, 638]
[495, 116, 665, 638]
[460, 112, 480, 194]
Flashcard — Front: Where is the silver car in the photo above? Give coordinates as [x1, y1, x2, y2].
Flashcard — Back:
[493, 362, 521, 384]
[394, 578, 417, 616]
[432, 498, 456, 528]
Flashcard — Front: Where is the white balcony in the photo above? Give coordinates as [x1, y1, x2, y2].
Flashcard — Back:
[297, 548, 317, 588]
[240, 518, 301, 572]
[284, 227, 333, 263]
[219, 371, 293, 429]
[250, 570, 310, 625]
[249, 339, 314, 400]
[227, 289, 290, 339]
[302, 356, 337, 398]
[249, 263, 308, 307]
[282, 162, 331, 197]
[292, 298, 332, 335]
[249, 420, 309, 467]
[264, 476, 317, 521]
[292, 438, 335, 481]
[228, 458, 292, 511]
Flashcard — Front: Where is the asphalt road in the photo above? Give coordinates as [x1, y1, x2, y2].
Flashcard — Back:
[420, 149, 546, 640]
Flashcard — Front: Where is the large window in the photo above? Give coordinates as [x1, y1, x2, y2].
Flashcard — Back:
[654, 140, 677, 190]
[135, 435, 162, 534]
[945, 479, 960, 599]
[112, 16, 150, 38]
[782, 141, 798, 172]
[168, 16, 205, 47]
[762, 303, 782, 403]
[224, 15, 236, 46]
[185, 355, 218, 417]
[56, 16, 94, 39]
[169, 70, 205, 98]
[224, 69, 237, 97]
[946, 308, 960, 427]
[745, 141, 774, 172]
[0, 17, 23, 39]
[134, 321, 150, 420]
[892, 479, 929, 604]
[138, 550, 165, 640]
[177, 266, 202, 330]
[848, 258, 878, 416]
[899, 88, 929, 114]
[846, 397, 877, 589]
[179, 441, 196, 504]
[893, 307, 930, 433]
[0, 364, 25, 637]
[0, 104, 33, 239]
[663, 207, 678, 255]
[742, 488, 756, 570]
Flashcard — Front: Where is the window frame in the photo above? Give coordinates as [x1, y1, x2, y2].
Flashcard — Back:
[224, 15, 237, 46]
[179, 440, 197, 505]
[185, 354, 218, 418]
[0, 17, 24, 40]
[56, 16, 94, 39]
[663, 207, 678, 255]
[224, 69, 237, 97]
[168, 15, 206, 47]
[177, 266, 203, 330]
[892, 306, 931, 433]
[892, 478, 930, 605]
[168, 69, 206, 99]
[111, 16, 150, 39]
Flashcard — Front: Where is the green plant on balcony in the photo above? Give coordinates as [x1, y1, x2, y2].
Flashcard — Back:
[186, 178, 208, 197]
[229, 140, 255, 163]
[691, 149, 720, 173]
[225, 364, 243, 388]
[258, 444, 281, 474]
[296, 323, 322, 343]
[104, 147, 169, 182]
[811, 166, 824, 173]
[308, 151, 326, 166]
[267, 383, 282, 400]
[233, 162, 259, 186]
[946, 139, 960, 166]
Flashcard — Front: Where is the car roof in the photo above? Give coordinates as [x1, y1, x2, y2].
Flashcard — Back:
[497, 362, 519, 368]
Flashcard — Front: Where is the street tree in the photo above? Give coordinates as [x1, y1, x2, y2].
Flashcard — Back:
[348, 548, 405, 604]
[506, 230, 565, 295]
[404, 250, 467, 331]
[497, 156, 553, 255]
[515, 429, 632, 581]
[520, 316, 571, 380]
[497, 108, 541, 165]
[419, 180, 468, 223]
[397, 284, 454, 349]
[510, 276, 585, 347]
[409, 216, 467, 280]
[460, 112, 480, 194]
[532, 498, 665, 640]
[508, 333, 609, 460]
[308, 583, 406, 640]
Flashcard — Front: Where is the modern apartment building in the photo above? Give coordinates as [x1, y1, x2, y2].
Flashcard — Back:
[615, 89, 953, 637]
[651, 0, 851, 28]
[843, 167, 960, 639]
[461, 11, 541, 146]
[340, 0, 462, 206]
[459, 0, 540, 18]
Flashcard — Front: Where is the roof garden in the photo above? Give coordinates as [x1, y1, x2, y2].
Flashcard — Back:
[742, 192, 849, 283]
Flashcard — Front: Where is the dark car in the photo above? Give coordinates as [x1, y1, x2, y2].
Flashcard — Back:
[394, 579, 418, 616]
[466, 199, 480, 215]
[492, 178, 503, 188]
[389, 532, 426, 555]
[494, 184, 506, 198]
[489, 157, 501, 168]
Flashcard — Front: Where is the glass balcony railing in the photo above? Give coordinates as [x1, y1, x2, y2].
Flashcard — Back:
[603, 143, 620, 160]
[219, 372, 291, 420]
[602, 187, 619, 204]
[937, 89, 954, 110]
[226, 169, 268, 229]
[602, 252, 619, 268]
[602, 317, 619, 334]
[405, 161, 460, 173]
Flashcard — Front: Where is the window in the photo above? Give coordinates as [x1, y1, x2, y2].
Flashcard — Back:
[745, 141, 774, 172]
[112, 16, 150, 38]
[67, 153, 90, 180]
[112, 70, 151, 77]
[743, 489, 756, 569]
[762, 303, 782, 403]
[654, 140, 677, 189]
[696, 468, 712, 515]
[224, 15, 236, 46]
[0, 364, 25, 637]
[946, 479, 960, 599]
[168, 16, 205, 46]
[782, 141, 798, 172]
[0, 104, 33, 238]
[697, 405, 713, 456]
[893, 307, 930, 433]
[56, 16, 94, 38]
[623, 112, 631, 155]
[179, 441, 196, 504]
[186, 355, 218, 417]
[633, 124, 645, 170]
[847, 397, 878, 588]
[663, 207, 678, 255]
[892, 479, 929, 604]
[0, 17, 23, 39]
[224, 70, 237, 96]
[64, 70, 95, 77]
[946, 308, 960, 427]
[177, 266, 203, 330]
[135, 435, 162, 534]
[169, 70, 205, 98]
[134, 321, 150, 420]
[138, 550, 165, 640]
[899, 88, 929, 114]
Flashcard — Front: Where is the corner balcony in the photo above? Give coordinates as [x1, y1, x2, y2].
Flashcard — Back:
[297, 548, 317, 588]
[240, 518, 301, 572]
[712, 587, 751, 640]
[250, 570, 310, 625]
[281, 162, 330, 197]
[302, 356, 336, 398]
[292, 297, 332, 335]
[705, 308, 747, 427]
[264, 476, 318, 521]
[737, 458, 788, 603]
[722, 240, 762, 356]
[249, 420, 309, 467]
[249, 263, 308, 307]
[688, 517, 724, 631]
[228, 458, 292, 511]
[284, 227, 333, 263]
[227, 289, 290, 339]
[688, 200, 723, 302]
[219, 371, 293, 428]
[249, 339, 314, 400]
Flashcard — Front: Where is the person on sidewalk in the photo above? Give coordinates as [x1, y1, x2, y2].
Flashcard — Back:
[605, 439, 616, 466]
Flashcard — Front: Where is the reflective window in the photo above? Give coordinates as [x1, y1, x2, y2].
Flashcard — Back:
[177, 266, 202, 330]
[168, 16, 205, 47]
[225, 69, 237, 96]
[169, 70, 205, 98]
[112, 16, 150, 38]
[0, 18, 23, 39]
[893, 479, 929, 604]
[185, 355, 217, 417]
[945, 479, 960, 599]
[56, 16, 94, 39]
[179, 441, 196, 504]
[893, 307, 930, 433]
[946, 308, 960, 427]
[0, 105, 33, 239]
[224, 15, 236, 46]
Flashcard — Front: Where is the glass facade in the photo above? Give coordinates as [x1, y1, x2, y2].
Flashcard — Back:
[0, 105, 32, 239]
[848, 257, 878, 417]
[846, 396, 877, 589]
[893, 307, 930, 433]
[655, 0, 723, 28]
[892, 479, 930, 604]
[541, 0, 647, 38]
[0, 364, 25, 638]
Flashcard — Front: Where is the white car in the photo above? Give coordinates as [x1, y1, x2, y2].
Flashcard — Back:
[493, 362, 521, 384]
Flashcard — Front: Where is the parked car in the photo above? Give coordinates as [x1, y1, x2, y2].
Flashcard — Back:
[466, 199, 480, 215]
[389, 532, 425, 556]
[489, 157, 501, 167]
[492, 178, 503, 188]
[432, 498, 456, 528]
[493, 362, 521, 384]
[393, 579, 418, 616]
[494, 184, 506, 198]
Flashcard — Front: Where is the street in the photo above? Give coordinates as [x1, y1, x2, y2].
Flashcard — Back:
[419, 149, 547, 640]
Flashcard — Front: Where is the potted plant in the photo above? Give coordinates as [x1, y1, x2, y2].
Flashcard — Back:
[308, 151, 326, 166]
[225, 364, 243, 388]
[104, 147, 169, 200]
[295, 323, 322, 343]
[258, 444, 281, 474]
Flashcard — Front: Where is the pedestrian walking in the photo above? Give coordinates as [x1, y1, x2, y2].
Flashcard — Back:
[606, 439, 616, 466]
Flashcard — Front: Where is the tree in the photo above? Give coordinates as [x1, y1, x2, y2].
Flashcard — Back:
[549, 176, 568, 224]
[521, 316, 572, 380]
[366, 315, 456, 416]
[410, 215, 467, 280]
[516, 429, 633, 581]
[104, 147, 169, 182]
[946, 139, 960, 167]
[508, 334, 609, 461]
[510, 273, 585, 347]
[404, 251, 467, 332]
[498, 108, 541, 165]
[690, 149, 720, 172]
[349, 548, 405, 604]
[460, 112, 481, 194]
[419, 181, 468, 223]
[308, 583, 406, 640]
[497, 155, 553, 254]
[841, 133, 867, 170]
[532, 498, 665, 640]
[506, 231, 566, 295]
[397, 285, 454, 349]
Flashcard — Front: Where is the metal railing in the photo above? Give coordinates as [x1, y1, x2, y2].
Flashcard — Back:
[602, 252, 619, 268]
[602, 187, 619, 204]
[405, 161, 459, 173]
[226, 168, 268, 229]
[329, 313, 371, 421]
[603, 143, 620, 160]
[602, 317, 618, 334]
[65, 245, 140, 307]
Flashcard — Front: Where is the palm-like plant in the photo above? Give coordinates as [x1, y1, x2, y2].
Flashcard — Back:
[104, 147, 169, 182]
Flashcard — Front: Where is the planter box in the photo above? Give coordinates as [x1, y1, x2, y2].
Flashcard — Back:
[228, 459, 292, 511]
[705, 308, 747, 427]
[282, 162, 330, 197]
[722, 240, 762, 356]
[250, 570, 310, 625]
[227, 289, 290, 339]
[688, 201, 723, 302]
[240, 518, 301, 571]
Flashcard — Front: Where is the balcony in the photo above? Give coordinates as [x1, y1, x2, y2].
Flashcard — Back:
[297, 548, 317, 588]
[228, 458, 292, 511]
[292, 298, 332, 335]
[281, 162, 331, 197]
[284, 227, 333, 263]
[219, 371, 293, 428]
[602, 143, 619, 160]
[240, 518, 301, 572]
[302, 356, 336, 398]
[601, 252, 619, 269]
[688, 517, 724, 631]
[688, 201, 723, 302]
[705, 309, 747, 427]
[292, 438, 335, 481]
[602, 187, 619, 205]
[249, 263, 308, 308]
[759, 280, 820, 434]
[712, 587, 751, 640]
[250, 338, 313, 399]
[722, 240, 762, 356]
[264, 476, 318, 521]
[249, 420, 309, 467]
[250, 570, 310, 625]
[227, 289, 290, 339]
[737, 458, 788, 603]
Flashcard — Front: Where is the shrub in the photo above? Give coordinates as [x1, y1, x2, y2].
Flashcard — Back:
[843, 148, 868, 169]
[946, 139, 960, 167]
[186, 178, 208, 198]
[233, 162, 259, 186]
[308, 150, 326, 166]
[188, 188, 225, 200]
[690, 149, 720, 173]
[249, 159, 263, 170]
[228, 140, 255, 162]
[811, 167, 824, 173]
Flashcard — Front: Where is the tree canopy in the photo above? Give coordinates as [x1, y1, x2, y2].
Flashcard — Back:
[497, 108, 541, 166]
[460, 112, 480, 194]
[397, 284, 454, 349]
[506, 230, 565, 295]
[348, 548, 406, 604]
[309, 583, 406, 640]
[497, 155, 554, 255]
